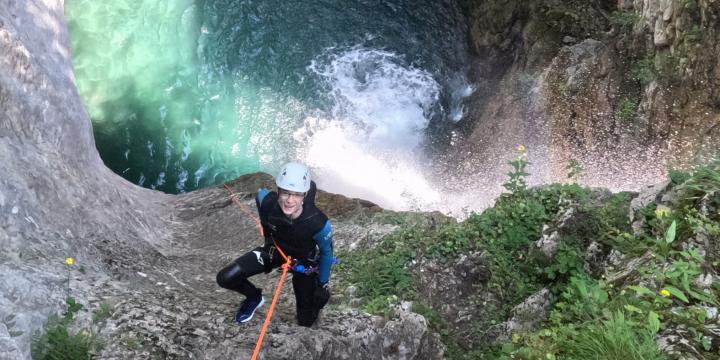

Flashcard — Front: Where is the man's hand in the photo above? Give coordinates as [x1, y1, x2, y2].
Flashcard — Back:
[314, 281, 330, 309]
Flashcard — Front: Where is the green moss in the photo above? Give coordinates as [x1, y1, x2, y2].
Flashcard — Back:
[618, 97, 637, 122]
[609, 10, 641, 28]
[630, 58, 656, 83]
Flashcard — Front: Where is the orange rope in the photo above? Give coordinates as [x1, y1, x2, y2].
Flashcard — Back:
[250, 259, 291, 360]
[223, 184, 292, 360]
[224, 184, 264, 237]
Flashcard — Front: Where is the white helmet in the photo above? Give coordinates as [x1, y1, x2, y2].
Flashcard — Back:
[275, 162, 311, 192]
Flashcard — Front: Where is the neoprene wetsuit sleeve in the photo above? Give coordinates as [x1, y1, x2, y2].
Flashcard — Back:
[313, 220, 334, 284]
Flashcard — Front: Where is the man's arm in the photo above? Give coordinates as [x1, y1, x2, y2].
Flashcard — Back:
[312, 220, 334, 284]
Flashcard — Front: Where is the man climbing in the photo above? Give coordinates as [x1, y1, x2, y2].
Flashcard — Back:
[216, 162, 333, 327]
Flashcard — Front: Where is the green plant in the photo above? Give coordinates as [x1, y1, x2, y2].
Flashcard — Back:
[92, 303, 112, 324]
[503, 145, 530, 194]
[411, 302, 444, 331]
[676, 160, 720, 200]
[631, 58, 657, 83]
[551, 275, 608, 324]
[609, 10, 641, 28]
[426, 223, 474, 257]
[669, 168, 692, 185]
[339, 235, 416, 316]
[64, 297, 83, 318]
[655, 220, 678, 258]
[557, 81, 570, 98]
[562, 311, 668, 360]
[31, 315, 98, 360]
[686, 208, 720, 240]
[685, 25, 703, 44]
[363, 295, 399, 318]
[682, 0, 698, 11]
[618, 96, 637, 122]
[542, 242, 584, 281]
[32, 299, 100, 360]
[123, 336, 144, 351]
[457, 157, 720, 359]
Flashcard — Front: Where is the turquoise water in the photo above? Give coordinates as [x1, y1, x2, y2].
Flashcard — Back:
[66, 0, 472, 209]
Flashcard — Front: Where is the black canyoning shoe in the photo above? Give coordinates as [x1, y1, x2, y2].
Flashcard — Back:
[235, 295, 265, 323]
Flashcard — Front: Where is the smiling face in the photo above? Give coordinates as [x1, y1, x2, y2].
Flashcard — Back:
[278, 188, 305, 219]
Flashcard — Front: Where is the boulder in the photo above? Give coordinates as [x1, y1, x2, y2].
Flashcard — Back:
[483, 288, 551, 344]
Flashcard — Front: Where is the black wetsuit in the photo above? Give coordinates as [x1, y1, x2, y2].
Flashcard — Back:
[216, 181, 333, 327]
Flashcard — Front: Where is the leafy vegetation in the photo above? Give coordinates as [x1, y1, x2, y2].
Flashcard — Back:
[631, 58, 657, 83]
[337, 151, 720, 359]
[32, 298, 104, 360]
[609, 10, 641, 28]
[618, 96, 638, 122]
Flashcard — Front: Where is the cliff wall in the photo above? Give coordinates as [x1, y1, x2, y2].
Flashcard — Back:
[452, 0, 719, 193]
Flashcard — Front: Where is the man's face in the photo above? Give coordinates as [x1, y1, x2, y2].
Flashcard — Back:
[278, 189, 305, 217]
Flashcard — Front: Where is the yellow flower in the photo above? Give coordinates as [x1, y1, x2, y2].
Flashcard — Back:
[65, 257, 74, 265]
[517, 144, 526, 153]
[660, 289, 671, 297]
[512, 333, 520, 343]
[654, 207, 670, 218]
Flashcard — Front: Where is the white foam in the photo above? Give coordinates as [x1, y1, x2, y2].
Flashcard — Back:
[308, 47, 439, 149]
[299, 47, 443, 210]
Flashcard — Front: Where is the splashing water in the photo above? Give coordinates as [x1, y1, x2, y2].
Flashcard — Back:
[66, 0, 472, 212]
[295, 48, 443, 210]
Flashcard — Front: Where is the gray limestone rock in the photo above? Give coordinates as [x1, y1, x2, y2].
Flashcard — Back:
[535, 206, 576, 258]
[629, 180, 670, 234]
[483, 288, 551, 344]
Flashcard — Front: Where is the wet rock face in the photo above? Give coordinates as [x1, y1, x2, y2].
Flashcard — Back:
[452, 0, 720, 194]
[1, 1, 172, 358]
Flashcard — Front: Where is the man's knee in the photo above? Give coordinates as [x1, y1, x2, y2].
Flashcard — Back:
[216, 262, 247, 289]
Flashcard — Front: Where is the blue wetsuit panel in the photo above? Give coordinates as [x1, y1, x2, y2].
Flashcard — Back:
[312, 220, 334, 284]
[256, 188, 270, 207]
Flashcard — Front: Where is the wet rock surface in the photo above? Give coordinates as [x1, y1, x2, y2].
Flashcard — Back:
[450, 0, 720, 197]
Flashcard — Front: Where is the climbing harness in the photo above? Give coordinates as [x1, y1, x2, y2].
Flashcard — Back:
[224, 184, 292, 360]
